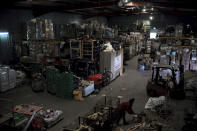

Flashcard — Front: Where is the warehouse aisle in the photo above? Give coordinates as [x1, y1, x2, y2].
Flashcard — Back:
[52, 56, 150, 130]
[100, 56, 150, 114]
[0, 56, 151, 131]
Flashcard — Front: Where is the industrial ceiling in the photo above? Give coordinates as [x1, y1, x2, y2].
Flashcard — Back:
[2, 0, 197, 17]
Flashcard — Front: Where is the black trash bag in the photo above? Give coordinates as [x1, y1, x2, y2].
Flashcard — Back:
[31, 80, 45, 92]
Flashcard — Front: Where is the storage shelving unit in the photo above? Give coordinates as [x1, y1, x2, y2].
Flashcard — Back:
[70, 39, 82, 59]
[23, 40, 64, 58]
[81, 40, 99, 62]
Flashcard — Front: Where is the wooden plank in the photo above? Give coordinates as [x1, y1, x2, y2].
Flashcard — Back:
[82, 54, 92, 56]
[178, 45, 197, 49]
[13, 105, 43, 116]
[159, 36, 197, 40]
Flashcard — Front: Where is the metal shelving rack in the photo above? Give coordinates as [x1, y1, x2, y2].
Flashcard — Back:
[69, 39, 82, 59]
[81, 40, 98, 62]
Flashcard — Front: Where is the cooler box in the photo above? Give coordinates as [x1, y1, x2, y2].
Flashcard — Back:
[83, 82, 94, 96]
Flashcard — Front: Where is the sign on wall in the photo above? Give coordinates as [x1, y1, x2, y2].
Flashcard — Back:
[114, 55, 121, 72]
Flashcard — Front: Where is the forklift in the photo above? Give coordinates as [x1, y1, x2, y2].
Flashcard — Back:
[146, 64, 185, 99]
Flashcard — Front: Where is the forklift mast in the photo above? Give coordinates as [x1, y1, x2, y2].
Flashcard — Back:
[151, 65, 182, 89]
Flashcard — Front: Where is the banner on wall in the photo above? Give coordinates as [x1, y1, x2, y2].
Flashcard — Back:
[114, 55, 121, 72]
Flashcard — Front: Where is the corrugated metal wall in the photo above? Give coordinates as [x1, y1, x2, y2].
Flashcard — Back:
[0, 9, 33, 64]
[0, 34, 13, 64]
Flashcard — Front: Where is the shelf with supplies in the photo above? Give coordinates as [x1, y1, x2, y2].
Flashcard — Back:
[81, 40, 99, 62]
[22, 40, 63, 58]
[70, 39, 82, 59]
[178, 45, 197, 49]
[22, 40, 65, 44]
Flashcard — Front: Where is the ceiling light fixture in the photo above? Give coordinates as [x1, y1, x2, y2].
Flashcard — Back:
[125, 1, 136, 6]
[142, 8, 146, 12]
[0, 32, 8, 35]
[149, 16, 153, 20]
[126, 7, 135, 10]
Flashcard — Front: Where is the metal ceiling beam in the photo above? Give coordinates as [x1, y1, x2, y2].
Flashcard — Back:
[13, 0, 120, 12]
[126, 1, 197, 10]
[158, 9, 197, 16]
[151, 2, 197, 9]
[83, 10, 139, 18]
[62, 0, 119, 11]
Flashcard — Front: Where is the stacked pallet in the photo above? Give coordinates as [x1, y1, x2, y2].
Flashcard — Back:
[0, 71, 9, 92]
[28, 41, 60, 58]
[0, 67, 16, 92]
[27, 18, 54, 40]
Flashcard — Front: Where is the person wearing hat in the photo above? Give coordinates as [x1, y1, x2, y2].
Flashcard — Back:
[117, 98, 135, 125]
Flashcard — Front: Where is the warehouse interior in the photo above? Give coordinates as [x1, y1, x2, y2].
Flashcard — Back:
[0, 0, 197, 131]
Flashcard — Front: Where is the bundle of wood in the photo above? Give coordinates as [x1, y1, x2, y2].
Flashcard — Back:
[76, 125, 92, 131]
[87, 112, 103, 121]
[62, 125, 92, 131]
[85, 106, 112, 127]
[127, 121, 162, 131]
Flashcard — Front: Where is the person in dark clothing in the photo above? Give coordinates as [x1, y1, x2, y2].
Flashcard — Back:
[117, 98, 135, 125]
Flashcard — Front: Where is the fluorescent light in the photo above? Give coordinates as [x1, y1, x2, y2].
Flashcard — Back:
[125, 2, 135, 6]
[150, 32, 157, 39]
[0, 32, 8, 35]
[126, 6, 135, 10]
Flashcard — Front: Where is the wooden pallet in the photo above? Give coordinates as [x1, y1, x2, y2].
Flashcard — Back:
[23, 40, 65, 44]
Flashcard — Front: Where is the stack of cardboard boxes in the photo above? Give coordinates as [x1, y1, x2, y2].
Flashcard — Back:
[27, 18, 54, 40]
[0, 66, 16, 92]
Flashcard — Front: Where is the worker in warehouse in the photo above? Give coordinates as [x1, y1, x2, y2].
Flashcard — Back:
[117, 98, 135, 125]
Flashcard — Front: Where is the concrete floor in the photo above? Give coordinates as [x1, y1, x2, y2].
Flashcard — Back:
[0, 56, 196, 131]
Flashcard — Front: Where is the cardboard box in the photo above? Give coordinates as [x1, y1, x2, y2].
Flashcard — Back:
[73, 90, 84, 101]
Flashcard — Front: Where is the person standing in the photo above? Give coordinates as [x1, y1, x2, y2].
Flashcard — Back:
[117, 98, 135, 125]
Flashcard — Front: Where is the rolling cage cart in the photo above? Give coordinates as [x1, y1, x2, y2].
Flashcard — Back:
[78, 96, 121, 131]
[62, 96, 121, 131]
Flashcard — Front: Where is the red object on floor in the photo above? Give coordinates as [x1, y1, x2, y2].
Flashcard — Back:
[88, 74, 102, 85]
[32, 118, 45, 131]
